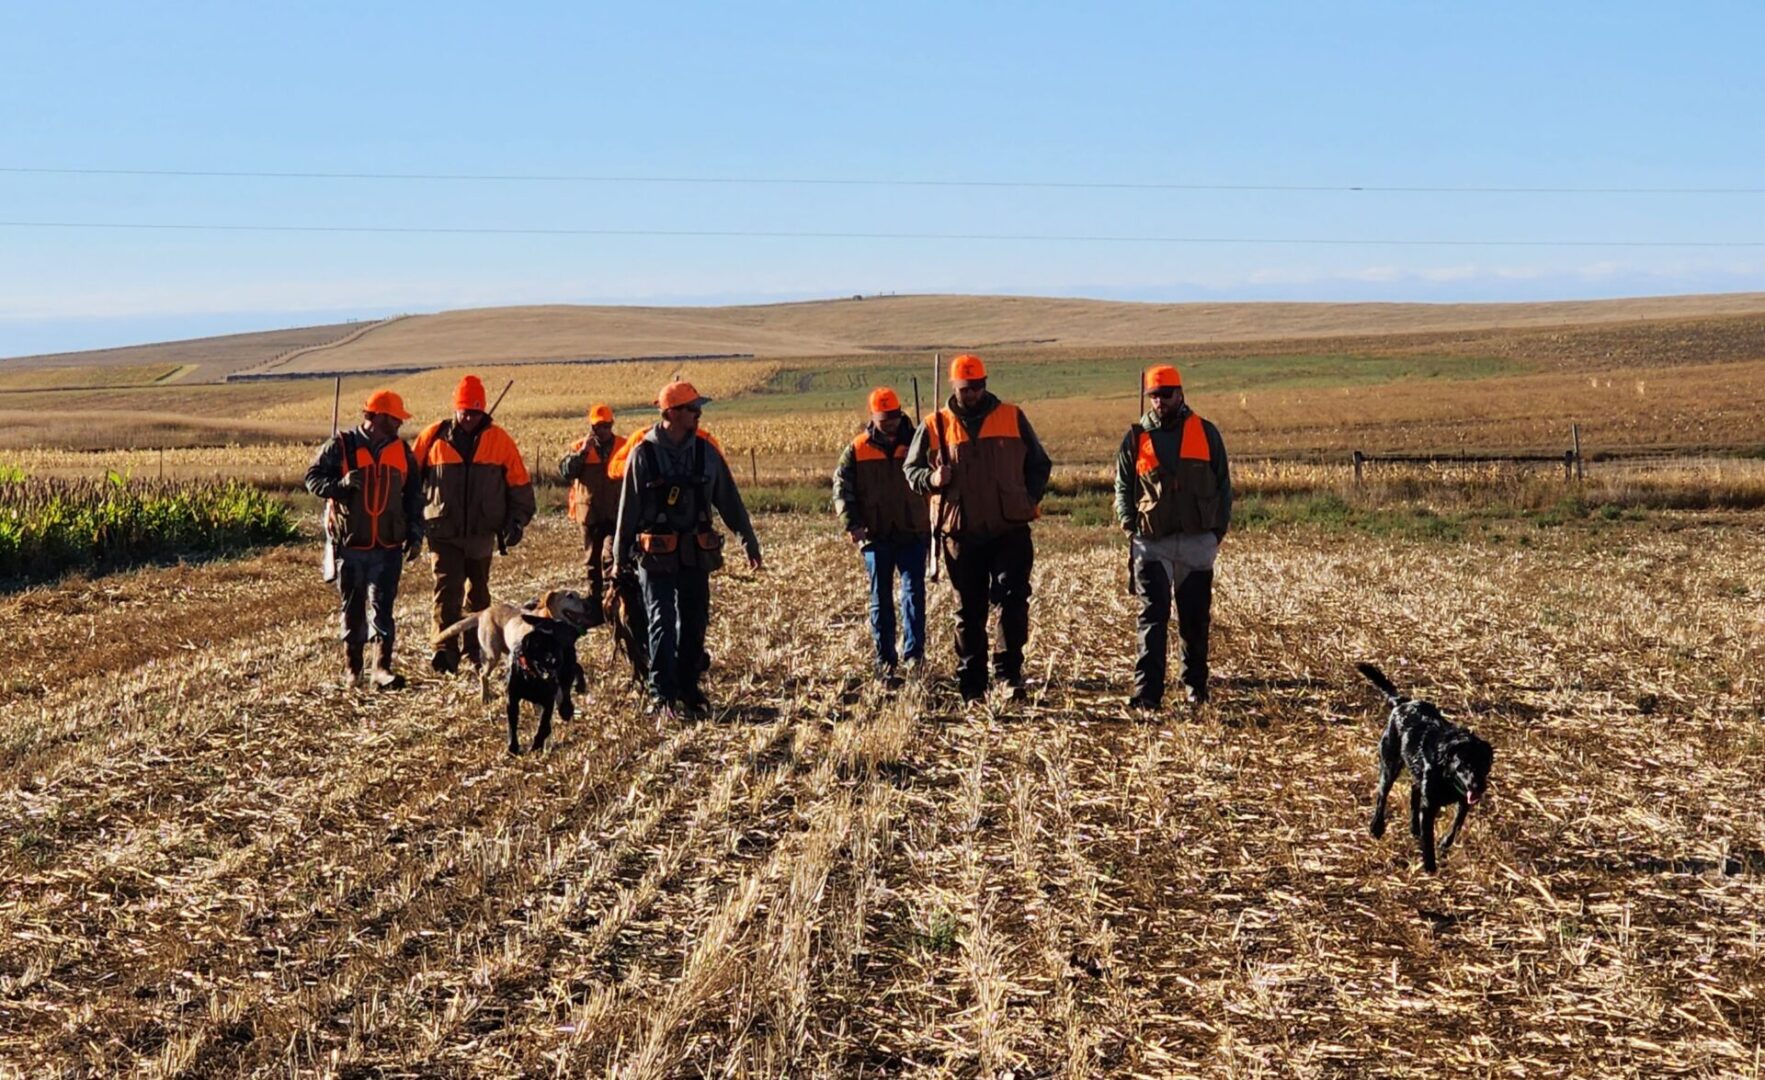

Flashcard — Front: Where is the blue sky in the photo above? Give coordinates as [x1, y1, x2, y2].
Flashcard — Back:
[2, 1, 1762, 356]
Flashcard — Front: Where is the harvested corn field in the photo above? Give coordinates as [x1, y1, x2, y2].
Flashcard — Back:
[0, 511, 1760, 1076]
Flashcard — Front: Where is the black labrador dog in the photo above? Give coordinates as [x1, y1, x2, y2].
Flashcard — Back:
[505, 617, 585, 755]
[1360, 663, 1494, 873]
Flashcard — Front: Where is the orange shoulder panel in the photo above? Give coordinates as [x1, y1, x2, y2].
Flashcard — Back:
[1178, 413, 1212, 462]
[978, 403, 1022, 440]
[1135, 430, 1160, 475]
[852, 432, 887, 462]
[606, 429, 643, 479]
[481, 425, 531, 485]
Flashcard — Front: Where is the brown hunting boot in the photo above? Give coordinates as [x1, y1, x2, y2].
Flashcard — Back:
[345, 641, 366, 688]
[371, 638, 406, 691]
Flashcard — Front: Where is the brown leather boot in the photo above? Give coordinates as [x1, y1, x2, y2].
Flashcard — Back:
[345, 641, 365, 687]
[371, 638, 406, 691]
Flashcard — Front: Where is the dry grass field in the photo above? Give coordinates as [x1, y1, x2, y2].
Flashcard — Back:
[0, 512, 1760, 1076]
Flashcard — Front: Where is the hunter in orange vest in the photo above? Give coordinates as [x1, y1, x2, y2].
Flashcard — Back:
[611, 380, 763, 720]
[1114, 364, 1232, 709]
[833, 387, 931, 682]
[904, 354, 1053, 704]
[412, 374, 537, 673]
[304, 388, 424, 690]
[559, 402, 626, 606]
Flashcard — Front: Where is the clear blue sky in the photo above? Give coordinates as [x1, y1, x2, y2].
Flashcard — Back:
[2, 1, 1762, 356]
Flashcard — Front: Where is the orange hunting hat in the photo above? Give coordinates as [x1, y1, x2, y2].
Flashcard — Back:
[1143, 365, 1183, 391]
[949, 353, 986, 385]
[587, 402, 615, 424]
[657, 380, 710, 410]
[868, 387, 901, 414]
[363, 389, 412, 421]
[454, 374, 487, 412]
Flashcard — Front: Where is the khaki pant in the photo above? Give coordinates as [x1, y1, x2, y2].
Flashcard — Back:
[583, 520, 615, 597]
[431, 539, 492, 661]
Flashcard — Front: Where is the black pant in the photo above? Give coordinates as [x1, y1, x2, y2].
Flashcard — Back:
[1133, 559, 1213, 703]
[638, 565, 711, 703]
[944, 526, 1034, 700]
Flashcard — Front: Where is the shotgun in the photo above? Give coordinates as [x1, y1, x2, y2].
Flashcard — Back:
[1129, 370, 1144, 594]
[320, 376, 342, 582]
[912, 374, 930, 578]
[486, 379, 516, 555]
[928, 353, 944, 583]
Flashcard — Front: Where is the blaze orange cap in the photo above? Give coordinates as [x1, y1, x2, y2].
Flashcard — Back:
[949, 353, 986, 385]
[1143, 365, 1183, 391]
[363, 389, 412, 421]
[588, 402, 615, 425]
[657, 380, 710, 411]
[868, 387, 901, 414]
[454, 374, 487, 412]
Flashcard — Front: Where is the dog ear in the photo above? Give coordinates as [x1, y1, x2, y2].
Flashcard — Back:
[536, 589, 558, 617]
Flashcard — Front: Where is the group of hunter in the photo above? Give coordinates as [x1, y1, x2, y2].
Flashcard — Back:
[306, 353, 1232, 718]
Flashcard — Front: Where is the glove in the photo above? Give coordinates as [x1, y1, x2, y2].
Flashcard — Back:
[403, 534, 423, 563]
[501, 521, 525, 550]
[337, 470, 363, 493]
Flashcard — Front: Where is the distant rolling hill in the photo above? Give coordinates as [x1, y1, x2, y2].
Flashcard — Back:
[7, 292, 1765, 384]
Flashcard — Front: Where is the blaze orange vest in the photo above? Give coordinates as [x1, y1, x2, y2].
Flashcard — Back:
[330, 433, 416, 550]
[925, 403, 1038, 538]
[1133, 413, 1220, 538]
[850, 432, 930, 538]
[566, 433, 626, 526]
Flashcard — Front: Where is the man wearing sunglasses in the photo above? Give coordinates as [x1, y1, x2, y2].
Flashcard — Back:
[1115, 365, 1232, 710]
[611, 379, 763, 719]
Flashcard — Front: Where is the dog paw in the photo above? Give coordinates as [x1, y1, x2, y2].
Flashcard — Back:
[507, 743, 522, 756]
[1369, 819, 1386, 839]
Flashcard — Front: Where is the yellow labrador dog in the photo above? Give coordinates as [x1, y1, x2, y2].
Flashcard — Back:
[432, 589, 594, 704]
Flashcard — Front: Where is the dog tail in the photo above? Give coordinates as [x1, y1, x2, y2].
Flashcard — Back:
[431, 614, 481, 650]
[1356, 662, 1403, 705]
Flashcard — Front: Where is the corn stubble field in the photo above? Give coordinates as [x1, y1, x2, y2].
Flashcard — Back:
[1, 508, 1761, 1077]
[2, 300, 1764, 1076]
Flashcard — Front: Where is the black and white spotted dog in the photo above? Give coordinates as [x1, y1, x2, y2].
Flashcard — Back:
[1360, 663, 1495, 873]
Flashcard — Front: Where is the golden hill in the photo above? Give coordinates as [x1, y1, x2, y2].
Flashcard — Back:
[284, 293, 1765, 374]
[8, 292, 1765, 383]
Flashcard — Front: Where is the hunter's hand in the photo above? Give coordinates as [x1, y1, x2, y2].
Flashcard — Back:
[337, 471, 364, 492]
[403, 536, 423, 563]
[846, 526, 869, 545]
[930, 464, 953, 489]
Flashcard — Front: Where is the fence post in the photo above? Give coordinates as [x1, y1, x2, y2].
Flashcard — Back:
[1352, 450, 1365, 487]
[1571, 424, 1583, 481]
[1563, 449, 1574, 482]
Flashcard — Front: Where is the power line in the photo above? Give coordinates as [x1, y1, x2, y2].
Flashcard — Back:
[1, 219, 1760, 247]
[2, 165, 1761, 195]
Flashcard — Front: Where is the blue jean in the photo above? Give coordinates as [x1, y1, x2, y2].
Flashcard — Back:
[862, 537, 928, 669]
[638, 565, 711, 703]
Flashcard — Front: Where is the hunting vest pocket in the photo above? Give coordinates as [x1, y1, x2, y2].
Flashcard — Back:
[690, 529, 726, 572]
[638, 531, 681, 573]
